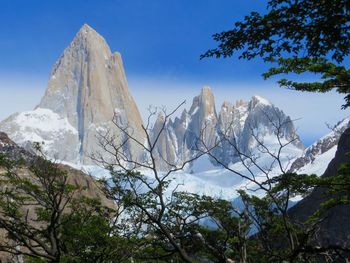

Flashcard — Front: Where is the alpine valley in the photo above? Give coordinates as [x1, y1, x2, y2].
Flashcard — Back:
[0, 24, 348, 198]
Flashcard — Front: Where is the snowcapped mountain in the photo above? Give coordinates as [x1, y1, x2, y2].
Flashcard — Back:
[0, 24, 144, 164]
[150, 86, 304, 169]
[1, 23, 345, 201]
[289, 116, 350, 175]
[0, 24, 304, 178]
[0, 108, 79, 161]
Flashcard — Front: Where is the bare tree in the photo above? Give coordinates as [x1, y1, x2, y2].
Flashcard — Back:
[94, 103, 197, 262]
[201, 107, 350, 262]
[92, 101, 350, 262]
[93, 102, 255, 262]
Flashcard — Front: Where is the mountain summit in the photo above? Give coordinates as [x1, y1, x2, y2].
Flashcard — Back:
[0, 24, 144, 163]
[0, 24, 304, 169]
[150, 86, 304, 169]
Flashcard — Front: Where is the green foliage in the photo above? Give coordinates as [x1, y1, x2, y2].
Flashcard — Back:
[101, 158, 350, 262]
[313, 160, 350, 214]
[1, 152, 349, 262]
[202, 0, 350, 108]
[264, 57, 350, 108]
[0, 153, 122, 263]
[59, 198, 118, 262]
[24, 257, 47, 263]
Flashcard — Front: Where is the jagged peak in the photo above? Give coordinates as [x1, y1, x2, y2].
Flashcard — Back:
[48, 24, 112, 78]
[180, 109, 188, 118]
[189, 86, 216, 116]
[249, 95, 272, 109]
[235, 99, 247, 108]
[156, 111, 166, 122]
[200, 85, 213, 97]
[76, 23, 101, 38]
[221, 101, 233, 109]
[173, 109, 188, 125]
[66, 23, 110, 54]
[80, 23, 94, 31]
[252, 95, 271, 105]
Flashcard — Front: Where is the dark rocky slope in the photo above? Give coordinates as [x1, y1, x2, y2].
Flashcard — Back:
[289, 128, 350, 256]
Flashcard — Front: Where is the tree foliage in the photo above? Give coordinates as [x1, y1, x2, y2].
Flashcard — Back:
[202, 0, 350, 108]
[0, 153, 119, 263]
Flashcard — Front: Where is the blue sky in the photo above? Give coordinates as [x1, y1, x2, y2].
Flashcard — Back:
[0, 0, 348, 145]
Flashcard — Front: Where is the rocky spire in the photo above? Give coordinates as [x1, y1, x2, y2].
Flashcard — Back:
[239, 96, 304, 154]
[156, 89, 304, 167]
[4, 24, 144, 163]
[149, 112, 177, 168]
[0, 24, 304, 168]
[186, 86, 218, 149]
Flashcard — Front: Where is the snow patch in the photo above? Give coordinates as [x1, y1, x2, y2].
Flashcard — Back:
[297, 145, 337, 175]
[191, 106, 199, 115]
[252, 95, 271, 106]
[2, 108, 79, 160]
[61, 140, 303, 200]
[14, 108, 77, 135]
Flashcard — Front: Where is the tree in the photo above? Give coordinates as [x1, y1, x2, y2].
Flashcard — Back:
[89, 97, 350, 262]
[94, 104, 262, 263]
[0, 150, 118, 262]
[93, 101, 325, 262]
[198, 106, 350, 262]
[202, 0, 350, 108]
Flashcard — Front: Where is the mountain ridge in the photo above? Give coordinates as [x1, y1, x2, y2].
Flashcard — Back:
[1, 24, 304, 171]
[289, 116, 350, 175]
[1, 24, 144, 164]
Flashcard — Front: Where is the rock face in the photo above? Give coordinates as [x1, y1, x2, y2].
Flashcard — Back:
[185, 86, 218, 150]
[0, 132, 34, 161]
[289, 127, 350, 255]
[240, 96, 303, 151]
[0, 24, 144, 164]
[289, 117, 350, 175]
[150, 87, 304, 169]
[0, 24, 303, 169]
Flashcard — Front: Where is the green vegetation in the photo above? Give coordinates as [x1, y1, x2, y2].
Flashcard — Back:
[0, 154, 121, 263]
[0, 0, 349, 262]
[0, 147, 349, 262]
[202, 0, 350, 108]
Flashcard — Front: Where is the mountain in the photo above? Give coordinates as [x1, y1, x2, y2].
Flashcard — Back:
[289, 117, 350, 175]
[150, 86, 304, 169]
[289, 127, 350, 256]
[0, 24, 303, 171]
[0, 131, 34, 161]
[0, 131, 113, 206]
[0, 24, 144, 164]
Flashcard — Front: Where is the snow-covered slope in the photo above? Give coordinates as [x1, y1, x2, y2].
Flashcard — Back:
[289, 117, 350, 175]
[0, 24, 304, 171]
[0, 108, 80, 161]
[74, 132, 303, 200]
[150, 86, 304, 170]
